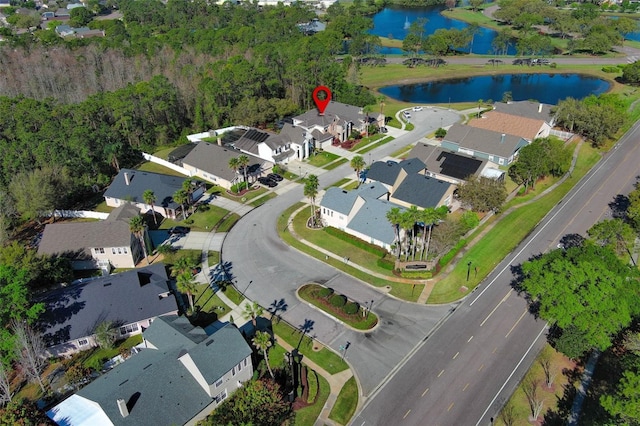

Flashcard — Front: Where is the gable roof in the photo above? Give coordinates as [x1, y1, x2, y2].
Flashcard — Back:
[444, 124, 527, 158]
[181, 142, 262, 181]
[392, 174, 453, 208]
[320, 182, 389, 215]
[104, 169, 186, 210]
[348, 197, 401, 245]
[493, 101, 554, 123]
[367, 158, 426, 186]
[408, 143, 487, 180]
[467, 110, 545, 141]
[37, 264, 175, 347]
[48, 318, 251, 426]
[293, 101, 364, 129]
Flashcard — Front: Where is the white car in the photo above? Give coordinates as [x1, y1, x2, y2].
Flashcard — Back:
[402, 111, 411, 119]
[412, 106, 423, 111]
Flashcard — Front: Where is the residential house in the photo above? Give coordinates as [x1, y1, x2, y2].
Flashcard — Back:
[231, 124, 312, 165]
[492, 101, 556, 126]
[467, 106, 551, 142]
[367, 158, 456, 209]
[47, 316, 253, 426]
[407, 143, 504, 184]
[37, 263, 178, 357]
[320, 182, 402, 251]
[441, 123, 530, 166]
[104, 169, 205, 219]
[55, 24, 75, 36]
[297, 18, 326, 35]
[181, 141, 264, 189]
[37, 203, 144, 271]
[293, 101, 372, 146]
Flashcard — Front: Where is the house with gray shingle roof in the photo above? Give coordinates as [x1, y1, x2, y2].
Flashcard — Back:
[293, 101, 372, 145]
[231, 124, 314, 165]
[441, 123, 529, 166]
[104, 169, 205, 219]
[37, 263, 177, 357]
[37, 203, 143, 271]
[320, 182, 402, 251]
[493, 101, 555, 125]
[47, 316, 253, 426]
[366, 158, 456, 210]
[181, 141, 264, 189]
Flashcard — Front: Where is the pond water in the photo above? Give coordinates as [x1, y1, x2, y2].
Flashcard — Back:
[371, 6, 517, 55]
[379, 73, 611, 104]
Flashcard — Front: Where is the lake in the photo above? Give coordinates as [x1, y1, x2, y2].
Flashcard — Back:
[379, 73, 611, 104]
[371, 6, 517, 55]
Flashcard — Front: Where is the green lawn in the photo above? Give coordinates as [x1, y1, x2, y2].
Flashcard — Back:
[342, 181, 359, 190]
[298, 284, 378, 330]
[294, 372, 330, 426]
[427, 143, 602, 303]
[390, 144, 416, 159]
[216, 213, 241, 232]
[278, 203, 422, 302]
[355, 135, 394, 155]
[152, 146, 181, 160]
[159, 204, 229, 232]
[223, 284, 245, 306]
[272, 320, 348, 375]
[249, 192, 277, 207]
[191, 283, 231, 325]
[81, 334, 144, 370]
[93, 201, 114, 213]
[308, 151, 340, 167]
[325, 178, 351, 189]
[329, 376, 359, 425]
[207, 251, 220, 266]
[324, 158, 349, 170]
[137, 161, 187, 177]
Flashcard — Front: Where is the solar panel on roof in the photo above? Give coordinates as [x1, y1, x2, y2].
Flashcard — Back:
[436, 152, 483, 180]
[244, 129, 270, 142]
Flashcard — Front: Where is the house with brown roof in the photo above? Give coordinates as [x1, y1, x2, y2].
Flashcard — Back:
[467, 109, 551, 142]
[441, 124, 529, 166]
[493, 101, 555, 125]
[37, 204, 144, 271]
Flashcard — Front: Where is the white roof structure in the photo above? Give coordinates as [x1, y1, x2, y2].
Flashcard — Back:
[48, 394, 114, 426]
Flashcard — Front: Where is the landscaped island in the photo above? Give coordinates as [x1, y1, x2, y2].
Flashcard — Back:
[298, 284, 378, 330]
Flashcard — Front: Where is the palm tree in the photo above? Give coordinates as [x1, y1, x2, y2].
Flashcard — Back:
[143, 189, 158, 225]
[252, 331, 274, 379]
[171, 255, 194, 278]
[350, 155, 366, 184]
[377, 95, 386, 130]
[399, 210, 415, 261]
[94, 321, 118, 350]
[228, 157, 240, 193]
[303, 174, 319, 227]
[181, 178, 193, 212]
[173, 189, 189, 220]
[176, 271, 198, 313]
[129, 215, 149, 265]
[386, 207, 403, 259]
[419, 206, 448, 261]
[243, 301, 264, 329]
[238, 155, 250, 189]
[362, 105, 374, 137]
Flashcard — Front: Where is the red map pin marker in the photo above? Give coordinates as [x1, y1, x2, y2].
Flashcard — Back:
[312, 86, 331, 115]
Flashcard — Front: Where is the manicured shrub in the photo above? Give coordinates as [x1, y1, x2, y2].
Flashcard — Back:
[318, 287, 334, 298]
[377, 255, 395, 271]
[438, 239, 467, 267]
[343, 302, 359, 315]
[400, 270, 433, 279]
[459, 210, 480, 233]
[330, 294, 347, 307]
[602, 66, 620, 73]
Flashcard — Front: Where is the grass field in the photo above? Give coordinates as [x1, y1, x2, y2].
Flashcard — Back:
[329, 376, 359, 425]
[427, 143, 601, 303]
[294, 372, 331, 426]
[272, 320, 349, 375]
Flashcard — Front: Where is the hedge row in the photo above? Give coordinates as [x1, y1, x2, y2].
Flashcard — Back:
[316, 286, 361, 316]
[324, 227, 388, 257]
[399, 270, 432, 279]
[376, 255, 395, 271]
[439, 239, 467, 267]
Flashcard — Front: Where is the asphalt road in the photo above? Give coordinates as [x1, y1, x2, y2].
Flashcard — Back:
[222, 107, 460, 395]
[352, 121, 640, 425]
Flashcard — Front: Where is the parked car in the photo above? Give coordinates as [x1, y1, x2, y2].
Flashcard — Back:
[168, 226, 190, 236]
[412, 106, 423, 112]
[403, 111, 411, 119]
[267, 173, 283, 182]
[258, 177, 277, 187]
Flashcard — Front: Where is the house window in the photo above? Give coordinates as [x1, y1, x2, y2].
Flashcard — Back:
[489, 155, 494, 162]
[77, 339, 89, 347]
[119, 323, 139, 335]
[117, 248, 122, 254]
[498, 158, 505, 165]
[215, 378, 223, 388]
[123, 248, 128, 254]
[112, 248, 116, 254]
[232, 366, 237, 376]
[238, 362, 242, 372]
[243, 358, 248, 367]
[95, 248, 105, 254]
[214, 389, 227, 403]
